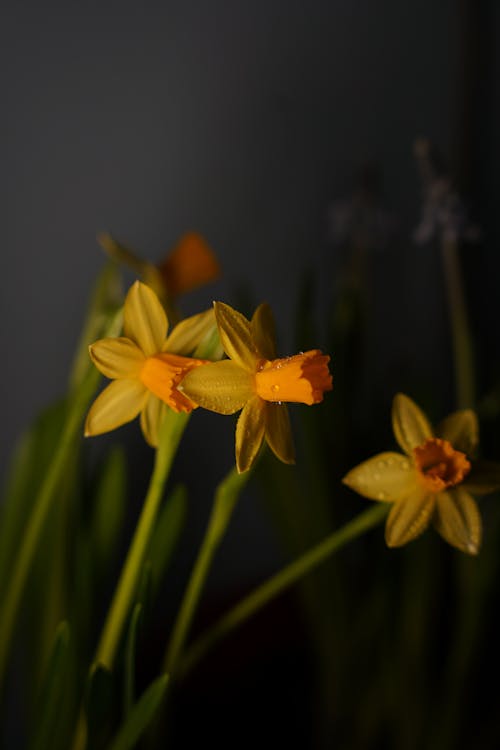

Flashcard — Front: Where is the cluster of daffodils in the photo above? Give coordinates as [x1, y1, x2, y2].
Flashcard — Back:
[86, 279, 499, 557]
[343, 394, 499, 555]
[86, 281, 333, 471]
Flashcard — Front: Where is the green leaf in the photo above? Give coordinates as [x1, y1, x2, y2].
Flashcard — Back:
[0, 400, 68, 599]
[108, 674, 169, 750]
[91, 445, 127, 571]
[147, 484, 188, 595]
[210, 467, 252, 542]
[136, 563, 153, 620]
[85, 662, 116, 748]
[28, 622, 71, 750]
[124, 604, 143, 717]
[69, 261, 123, 390]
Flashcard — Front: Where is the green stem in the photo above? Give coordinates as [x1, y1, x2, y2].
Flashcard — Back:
[0, 367, 101, 688]
[95, 411, 189, 670]
[441, 236, 475, 408]
[179, 502, 388, 678]
[164, 468, 251, 676]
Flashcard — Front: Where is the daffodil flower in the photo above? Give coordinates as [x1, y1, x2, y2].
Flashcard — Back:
[343, 393, 500, 555]
[179, 302, 333, 473]
[85, 281, 216, 447]
[98, 232, 220, 304]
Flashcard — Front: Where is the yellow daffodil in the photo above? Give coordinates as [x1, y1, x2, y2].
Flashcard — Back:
[343, 393, 500, 555]
[85, 281, 217, 446]
[98, 232, 220, 304]
[179, 301, 333, 473]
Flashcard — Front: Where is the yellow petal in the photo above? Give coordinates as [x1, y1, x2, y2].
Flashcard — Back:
[342, 452, 417, 502]
[164, 308, 217, 356]
[265, 403, 295, 465]
[85, 379, 147, 437]
[214, 302, 258, 371]
[235, 396, 266, 473]
[433, 488, 481, 555]
[436, 409, 478, 457]
[140, 395, 167, 448]
[251, 303, 277, 360]
[180, 360, 253, 414]
[89, 337, 145, 379]
[462, 460, 500, 495]
[123, 281, 168, 356]
[385, 488, 435, 547]
[392, 393, 433, 455]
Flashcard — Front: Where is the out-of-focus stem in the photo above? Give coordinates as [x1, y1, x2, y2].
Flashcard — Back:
[179, 503, 388, 678]
[164, 468, 250, 676]
[441, 236, 475, 408]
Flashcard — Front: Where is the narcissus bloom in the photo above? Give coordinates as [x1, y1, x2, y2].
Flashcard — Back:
[85, 281, 216, 446]
[343, 393, 500, 555]
[180, 302, 332, 473]
[98, 232, 220, 304]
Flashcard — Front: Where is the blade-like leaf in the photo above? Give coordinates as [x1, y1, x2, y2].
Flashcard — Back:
[28, 622, 71, 750]
[91, 446, 127, 571]
[69, 261, 123, 390]
[147, 484, 188, 595]
[108, 674, 169, 750]
[0, 401, 67, 599]
[124, 604, 143, 717]
[85, 663, 116, 749]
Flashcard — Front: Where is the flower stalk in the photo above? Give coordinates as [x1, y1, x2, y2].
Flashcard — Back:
[179, 502, 388, 678]
[441, 236, 475, 409]
[164, 467, 252, 676]
[94, 410, 190, 670]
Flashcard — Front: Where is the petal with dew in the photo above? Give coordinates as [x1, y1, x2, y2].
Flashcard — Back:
[433, 488, 481, 555]
[140, 394, 167, 448]
[385, 487, 435, 547]
[164, 308, 217, 356]
[85, 379, 147, 437]
[89, 337, 145, 379]
[123, 281, 168, 356]
[265, 403, 295, 465]
[392, 393, 433, 455]
[214, 302, 258, 371]
[251, 303, 277, 361]
[180, 360, 253, 415]
[342, 452, 417, 502]
[236, 396, 266, 473]
[436, 409, 479, 458]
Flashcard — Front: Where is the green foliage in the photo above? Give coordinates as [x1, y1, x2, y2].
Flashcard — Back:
[146, 484, 188, 596]
[28, 622, 72, 750]
[91, 445, 127, 572]
[107, 675, 169, 750]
